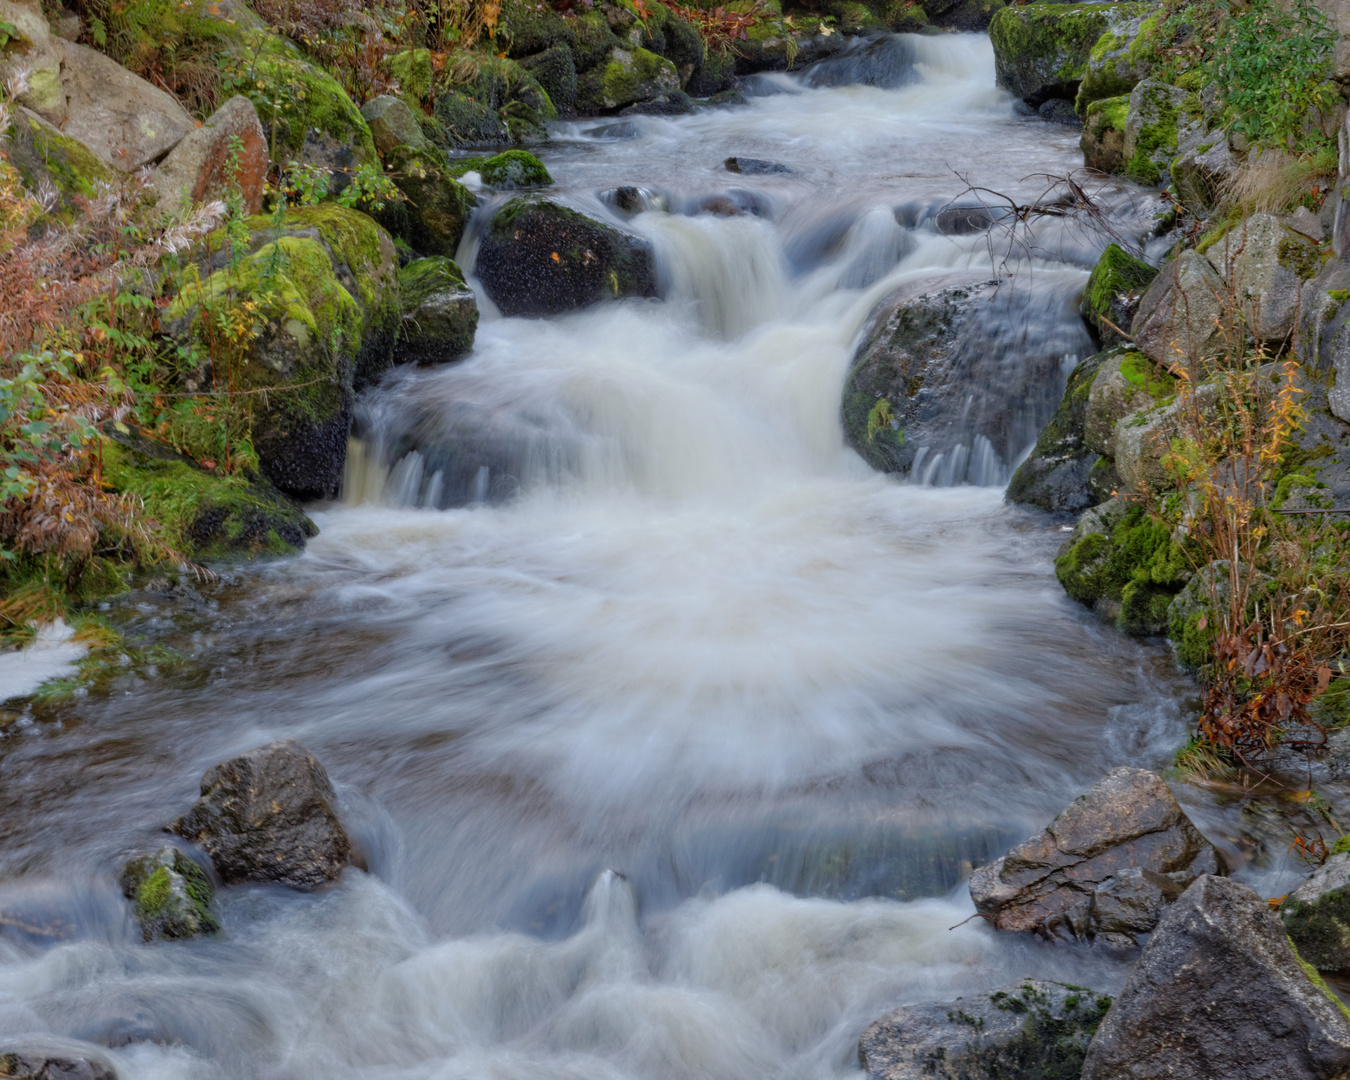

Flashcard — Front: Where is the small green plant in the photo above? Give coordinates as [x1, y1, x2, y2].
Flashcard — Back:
[866, 398, 900, 444]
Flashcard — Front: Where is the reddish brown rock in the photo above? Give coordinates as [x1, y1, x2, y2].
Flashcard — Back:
[151, 96, 268, 216]
[969, 767, 1219, 945]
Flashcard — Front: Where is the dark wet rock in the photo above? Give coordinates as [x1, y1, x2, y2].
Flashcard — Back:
[969, 767, 1219, 945]
[395, 257, 478, 365]
[575, 45, 680, 113]
[1081, 95, 1127, 174]
[583, 120, 641, 139]
[171, 739, 352, 891]
[842, 275, 1093, 485]
[380, 146, 478, 259]
[1282, 852, 1350, 974]
[702, 87, 748, 107]
[603, 185, 667, 216]
[1006, 349, 1109, 514]
[1038, 98, 1081, 126]
[800, 34, 923, 90]
[990, 3, 1149, 107]
[935, 205, 993, 236]
[0, 1049, 117, 1080]
[118, 847, 220, 943]
[620, 89, 696, 115]
[521, 45, 578, 117]
[1081, 875, 1350, 1080]
[724, 156, 793, 175]
[476, 198, 657, 317]
[859, 980, 1112, 1080]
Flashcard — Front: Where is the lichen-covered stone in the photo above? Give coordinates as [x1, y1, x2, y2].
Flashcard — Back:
[859, 980, 1112, 1080]
[360, 94, 429, 157]
[151, 95, 269, 218]
[118, 847, 220, 943]
[1131, 250, 1227, 365]
[396, 257, 478, 364]
[1081, 242, 1157, 347]
[1074, 10, 1157, 117]
[989, 3, 1149, 107]
[1282, 853, 1350, 974]
[171, 739, 351, 890]
[380, 146, 478, 259]
[476, 197, 657, 316]
[1203, 212, 1316, 348]
[1170, 126, 1237, 216]
[1006, 350, 1110, 515]
[1081, 876, 1350, 1080]
[970, 768, 1219, 946]
[433, 54, 557, 143]
[1080, 95, 1127, 173]
[1083, 349, 1171, 456]
[1123, 78, 1192, 185]
[3, 106, 115, 209]
[576, 45, 680, 113]
[0, 0, 66, 125]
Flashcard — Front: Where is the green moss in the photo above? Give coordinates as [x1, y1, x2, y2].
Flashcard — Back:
[1082, 244, 1157, 341]
[990, 4, 1149, 97]
[386, 48, 434, 103]
[137, 867, 172, 918]
[1085, 94, 1129, 137]
[1125, 82, 1183, 185]
[121, 849, 221, 942]
[956, 982, 1112, 1080]
[5, 109, 117, 208]
[1279, 235, 1323, 281]
[1118, 352, 1175, 401]
[477, 149, 553, 188]
[1329, 289, 1350, 305]
[398, 256, 468, 310]
[1287, 932, 1350, 1012]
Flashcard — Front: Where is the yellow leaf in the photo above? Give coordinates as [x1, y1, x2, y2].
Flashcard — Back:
[114, 421, 130, 434]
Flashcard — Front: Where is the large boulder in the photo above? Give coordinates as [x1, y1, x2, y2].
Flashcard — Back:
[1081, 875, 1350, 1080]
[170, 739, 352, 890]
[1074, 9, 1156, 116]
[1170, 126, 1238, 217]
[989, 3, 1149, 107]
[1122, 78, 1192, 185]
[576, 45, 680, 113]
[380, 146, 478, 259]
[432, 54, 558, 144]
[3, 106, 116, 209]
[118, 847, 220, 943]
[1203, 212, 1321, 348]
[476, 198, 657, 317]
[1282, 852, 1350, 974]
[859, 980, 1112, 1080]
[1006, 350, 1109, 514]
[151, 96, 269, 218]
[1083, 349, 1171, 457]
[359, 95, 429, 158]
[1080, 95, 1127, 174]
[1080, 242, 1157, 348]
[970, 768, 1219, 947]
[395, 257, 479, 364]
[521, 45, 579, 117]
[1131, 250, 1227, 366]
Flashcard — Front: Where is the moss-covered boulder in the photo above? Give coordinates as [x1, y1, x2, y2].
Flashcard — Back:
[1081, 95, 1127, 174]
[859, 980, 1112, 1080]
[396, 257, 479, 364]
[360, 94, 430, 157]
[1083, 348, 1173, 458]
[1166, 561, 1228, 670]
[476, 149, 554, 187]
[687, 47, 738, 96]
[3, 105, 116, 210]
[1202, 212, 1317, 348]
[989, 3, 1149, 106]
[101, 429, 317, 561]
[1122, 78, 1193, 185]
[119, 847, 220, 943]
[572, 10, 627, 69]
[1081, 242, 1158, 348]
[501, 0, 579, 59]
[1170, 125, 1237, 217]
[1055, 497, 1191, 635]
[576, 46, 680, 113]
[168, 207, 399, 498]
[521, 45, 579, 117]
[433, 54, 558, 144]
[1282, 853, 1350, 974]
[1074, 9, 1158, 117]
[476, 198, 657, 316]
[1131, 251, 1228, 366]
[234, 29, 379, 194]
[380, 145, 478, 259]
[1006, 350, 1110, 514]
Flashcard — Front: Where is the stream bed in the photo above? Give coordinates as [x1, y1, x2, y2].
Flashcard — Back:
[0, 32, 1318, 1080]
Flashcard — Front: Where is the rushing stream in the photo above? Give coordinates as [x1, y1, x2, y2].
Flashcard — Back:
[0, 32, 1309, 1080]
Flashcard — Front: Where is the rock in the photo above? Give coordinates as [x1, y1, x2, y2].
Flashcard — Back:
[433, 55, 557, 143]
[1038, 98, 1080, 126]
[686, 49, 736, 97]
[1165, 561, 1230, 670]
[47, 38, 194, 171]
[0, 0, 65, 125]
[1083, 348, 1170, 456]
[934, 205, 993, 235]
[475, 198, 657, 317]
[170, 739, 351, 890]
[0, 1048, 117, 1080]
[1282, 853, 1350, 974]
[166, 206, 400, 499]
[620, 89, 696, 115]
[1203, 212, 1320, 348]
[1080, 875, 1350, 1080]
[724, 156, 793, 175]
[1170, 126, 1237, 216]
[521, 45, 578, 117]
[1313, 0, 1350, 83]
[118, 847, 220, 943]
[1080, 242, 1157, 348]
[151, 96, 268, 218]
[1122, 78, 1192, 185]
[395, 257, 478, 364]
[1080, 94, 1127, 173]
[858, 980, 1112, 1080]
[3, 106, 116, 209]
[1006, 350, 1109, 515]
[1131, 250, 1227, 365]
[501, 0, 578, 59]
[359, 95, 429, 157]
[1112, 393, 1188, 494]
[475, 149, 553, 188]
[1074, 9, 1156, 116]
[970, 767, 1218, 944]
[576, 45, 680, 113]
[989, 3, 1150, 107]
[380, 146, 478, 258]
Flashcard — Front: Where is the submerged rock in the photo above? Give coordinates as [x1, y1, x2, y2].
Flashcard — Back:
[724, 156, 793, 175]
[476, 198, 657, 317]
[1282, 852, 1350, 974]
[396, 257, 479, 364]
[119, 847, 220, 943]
[859, 980, 1112, 1080]
[171, 739, 352, 890]
[1081, 875, 1350, 1080]
[969, 767, 1219, 946]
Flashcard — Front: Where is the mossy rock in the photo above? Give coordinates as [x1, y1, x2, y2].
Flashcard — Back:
[1055, 500, 1192, 635]
[380, 145, 479, 258]
[989, 3, 1150, 106]
[687, 48, 737, 97]
[477, 197, 657, 316]
[1282, 855, 1350, 974]
[4, 106, 116, 210]
[119, 847, 221, 943]
[1165, 561, 1228, 670]
[101, 430, 316, 561]
[433, 53, 558, 144]
[500, 0, 579, 58]
[1123, 78, 1193, 186]
[521, 44, 579, 117]
[571, 11, 626, 70]
[396, 256, 478, 363]
[477, 149, 554, 187]
[576, 45, 680, 113]
[647, 3, 706, 84]
[1082, 242, 1157, 347]
[234, 29, 379, 193]
[1074, 10, 1159, 117]
[1006, 350, 1110, 514]
[1081, 94, 1128, 173]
